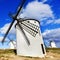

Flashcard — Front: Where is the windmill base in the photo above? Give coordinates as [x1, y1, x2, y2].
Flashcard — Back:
[17, 52, 46, 58]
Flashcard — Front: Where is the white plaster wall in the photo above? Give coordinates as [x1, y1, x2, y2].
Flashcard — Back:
[16, 20, 46, 57]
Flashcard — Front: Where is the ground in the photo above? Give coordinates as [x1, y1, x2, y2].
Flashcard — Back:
[0, 48, 60, 60]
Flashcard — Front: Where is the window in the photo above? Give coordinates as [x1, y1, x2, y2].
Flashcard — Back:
[41, 44, 45, 54]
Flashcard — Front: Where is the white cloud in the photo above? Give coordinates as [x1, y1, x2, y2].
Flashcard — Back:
[0, 23, 10, 34]
[44, 18, 60, 25]
[0, 21, 16, 34]
[0, 36, 4, 42]
[41, 0, 47, 3]
[0, 36, 9, 42]
[42, 29, 51, 36]
[54, 19, 60, 24]
[42, 28, 60, 40]
[41, 19, 54, 26]
[0, 21, 16, 41]
[17, 1, 55, 26]
[18, 1, 54, 22]
[46, 20, 53, 24]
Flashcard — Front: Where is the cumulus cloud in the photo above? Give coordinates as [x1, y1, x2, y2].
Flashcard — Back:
[0, 23, 11, 34]
[0, 36, 4, 42]
[19, 0, 59, 26]
[54, 19, 60, 24]
[0, 21, 16, 41]
[42, 28, 60, 41]
[18, 1, 54, 23]
[0, 21, 16, 33]
[45, 20, 53, 25]
[42, 18, 60, 25]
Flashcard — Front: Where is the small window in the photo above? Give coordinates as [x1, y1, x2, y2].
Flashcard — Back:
[27, 21, 30, 23]
[41, 44, 45, 54]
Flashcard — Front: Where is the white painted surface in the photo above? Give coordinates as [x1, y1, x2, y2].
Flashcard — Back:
[51, 41, 56, 48]
[9, 41, 16, 49]
[16, 20, 46, 57]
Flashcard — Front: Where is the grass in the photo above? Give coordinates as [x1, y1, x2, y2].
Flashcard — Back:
[0, 48, 60, 55]
[0, 49, 16, 54]
[0, 48, 60, 60]
[0, 49, 16, 60]
[46, 48, 60, 54]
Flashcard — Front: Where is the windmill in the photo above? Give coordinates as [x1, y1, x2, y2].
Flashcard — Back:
[7, 37, 16, 49]
[50, 40, 56, 48]
[2, 0, 46, 57]
[43, 37, 57, 48]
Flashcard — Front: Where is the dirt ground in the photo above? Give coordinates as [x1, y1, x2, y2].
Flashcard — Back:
[0, 49, 60, 60]
[0, 52, 60, 60]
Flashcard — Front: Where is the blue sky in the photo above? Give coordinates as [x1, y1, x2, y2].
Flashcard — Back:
[0, 0, 60, 48]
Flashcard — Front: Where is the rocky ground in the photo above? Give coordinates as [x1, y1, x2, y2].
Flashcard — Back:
[0, 48, 60, 60]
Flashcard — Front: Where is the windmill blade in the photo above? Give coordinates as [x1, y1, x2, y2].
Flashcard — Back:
[17, 22, 30, 46]
[7, 39, 12, 45]
[7, 40, 15, 46]
[15, 0, 26, 18]
[2, 0, 26, 43]
[7, 36, 15, 45]
[7, 36, 13, 42]
[2, 20, 15, 43]
[9, 0, 26, 19]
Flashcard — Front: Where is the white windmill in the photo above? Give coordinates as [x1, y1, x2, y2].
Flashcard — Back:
[2, 0, 46, 58]
[50, 40, 56, 48]
[7, 37, 16, 49]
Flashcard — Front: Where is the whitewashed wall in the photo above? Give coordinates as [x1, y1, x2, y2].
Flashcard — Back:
[16, 20, 46, 57]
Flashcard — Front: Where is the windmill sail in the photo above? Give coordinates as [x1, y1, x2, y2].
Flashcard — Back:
[2, 0, 26, 43]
